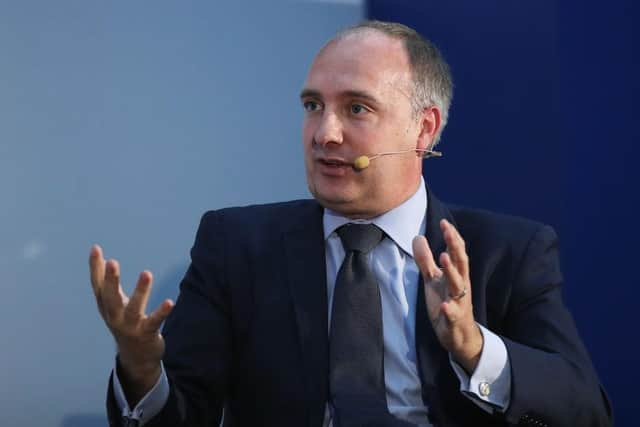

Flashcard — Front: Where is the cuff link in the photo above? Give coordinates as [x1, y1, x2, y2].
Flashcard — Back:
[478, 381, 491, 397]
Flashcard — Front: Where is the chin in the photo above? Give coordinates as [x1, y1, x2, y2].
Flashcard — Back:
[310, 188, 381, 219]
[311, 188, 353, 207]
[308, 182, 355, 208]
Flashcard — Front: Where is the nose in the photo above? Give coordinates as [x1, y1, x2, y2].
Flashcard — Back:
[313, 111, 343, 148]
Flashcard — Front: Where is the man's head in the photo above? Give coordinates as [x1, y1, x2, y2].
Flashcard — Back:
[301, 21, 453, 219]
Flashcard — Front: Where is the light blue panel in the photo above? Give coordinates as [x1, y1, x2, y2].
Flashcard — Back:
[0, 1, 364, 425]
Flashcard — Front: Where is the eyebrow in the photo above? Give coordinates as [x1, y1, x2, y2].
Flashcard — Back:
[299, 88, 381, 105]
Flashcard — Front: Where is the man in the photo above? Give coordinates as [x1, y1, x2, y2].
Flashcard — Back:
[90, 21, 612, 426]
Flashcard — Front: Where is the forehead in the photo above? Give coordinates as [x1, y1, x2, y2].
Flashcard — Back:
[304, 31, 413, 99]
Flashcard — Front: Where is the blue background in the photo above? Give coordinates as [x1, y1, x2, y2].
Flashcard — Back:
[0, 1, 363, 425]
[370, 0, 637, 425]
[1, 0, 635, 425]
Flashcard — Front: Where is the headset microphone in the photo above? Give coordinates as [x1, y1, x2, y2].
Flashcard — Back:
[352, 148, 442, 170]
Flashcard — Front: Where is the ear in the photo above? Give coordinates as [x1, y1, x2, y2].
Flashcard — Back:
[416, 106, 442, 150]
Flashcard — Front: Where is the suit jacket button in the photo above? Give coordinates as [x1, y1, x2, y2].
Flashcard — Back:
[478, 381, 491, 397]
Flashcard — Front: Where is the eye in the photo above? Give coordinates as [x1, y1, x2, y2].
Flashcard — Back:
[303, 100, 321, 112]
[350, 103, 368, 115]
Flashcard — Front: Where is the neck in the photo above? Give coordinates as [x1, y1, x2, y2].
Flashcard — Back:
[339, 177, 423, 220]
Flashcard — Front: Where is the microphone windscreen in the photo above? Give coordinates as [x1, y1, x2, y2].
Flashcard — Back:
[354, 156, 370, 170]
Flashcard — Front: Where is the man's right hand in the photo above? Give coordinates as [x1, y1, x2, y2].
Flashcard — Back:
[89, 244, 174, 405]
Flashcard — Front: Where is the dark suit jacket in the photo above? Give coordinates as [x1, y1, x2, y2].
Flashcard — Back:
[108, 189, 612, 426]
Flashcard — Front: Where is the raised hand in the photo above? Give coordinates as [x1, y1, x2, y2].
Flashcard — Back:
[412, 219, 483, 373]
[89, 244, 174, 402]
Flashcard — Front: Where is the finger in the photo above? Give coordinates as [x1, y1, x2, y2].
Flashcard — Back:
[440, 300, 463, 323]
[102, 259, 125, 319]
[119, 286, 130, 306]
[441, 220, 464, 269]
[89, 244, 105, 294]
[440, 220, 469, 278]
[412, 235, 442, 279]
[143, 299, 174, 333]
[440, 252, 465, 300]
[124, 271, 153, 322]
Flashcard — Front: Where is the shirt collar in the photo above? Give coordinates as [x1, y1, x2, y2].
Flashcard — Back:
[322, 178, 427, 257]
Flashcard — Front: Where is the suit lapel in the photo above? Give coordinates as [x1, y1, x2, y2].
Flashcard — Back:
[280, 194, 467, 425]
[283, 202, 329, 426]
[415, 186, 459, 426]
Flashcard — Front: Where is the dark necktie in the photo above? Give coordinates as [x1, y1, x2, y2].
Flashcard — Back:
[329, 223, 387, 425]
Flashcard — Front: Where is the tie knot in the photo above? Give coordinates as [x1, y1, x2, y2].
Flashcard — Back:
[337, 223, 384, 254]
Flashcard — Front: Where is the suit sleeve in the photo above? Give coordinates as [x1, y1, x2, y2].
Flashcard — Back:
[107, 210, 232, 427]
[501, 225, 612, 426]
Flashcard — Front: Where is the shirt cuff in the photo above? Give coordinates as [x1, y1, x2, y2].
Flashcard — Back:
[449, 323, 511, 413]
[112, 360, 170, 426]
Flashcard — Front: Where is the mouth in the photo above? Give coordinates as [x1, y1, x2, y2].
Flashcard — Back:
[321, 158, 347, 166]
[315, 157, 352, 175]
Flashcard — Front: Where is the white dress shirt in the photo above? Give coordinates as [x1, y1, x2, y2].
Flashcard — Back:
[113, 178, 511, 425]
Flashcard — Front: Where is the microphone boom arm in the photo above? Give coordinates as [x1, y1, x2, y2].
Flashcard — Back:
[353, 148, 442, 170]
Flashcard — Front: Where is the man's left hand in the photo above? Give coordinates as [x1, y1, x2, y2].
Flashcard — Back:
[412, 219, 483, 373]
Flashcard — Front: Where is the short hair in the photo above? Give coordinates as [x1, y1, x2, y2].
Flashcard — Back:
[331, 21, 454, 146]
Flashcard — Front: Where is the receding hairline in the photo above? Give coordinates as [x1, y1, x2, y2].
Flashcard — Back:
[319, 25, 406, 56]
[310, 28, 416, 95]
[319, 21, 454, 145]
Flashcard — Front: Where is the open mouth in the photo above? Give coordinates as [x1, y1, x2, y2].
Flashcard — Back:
[319, 158, 349, 167]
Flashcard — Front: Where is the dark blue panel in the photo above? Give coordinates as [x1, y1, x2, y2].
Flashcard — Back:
[557, 0, 637, 422]
[368, 0, 637, 424]
[370, 0, 562, 224]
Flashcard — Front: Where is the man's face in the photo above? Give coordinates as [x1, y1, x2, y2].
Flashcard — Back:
[301, 30, 437, 219]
